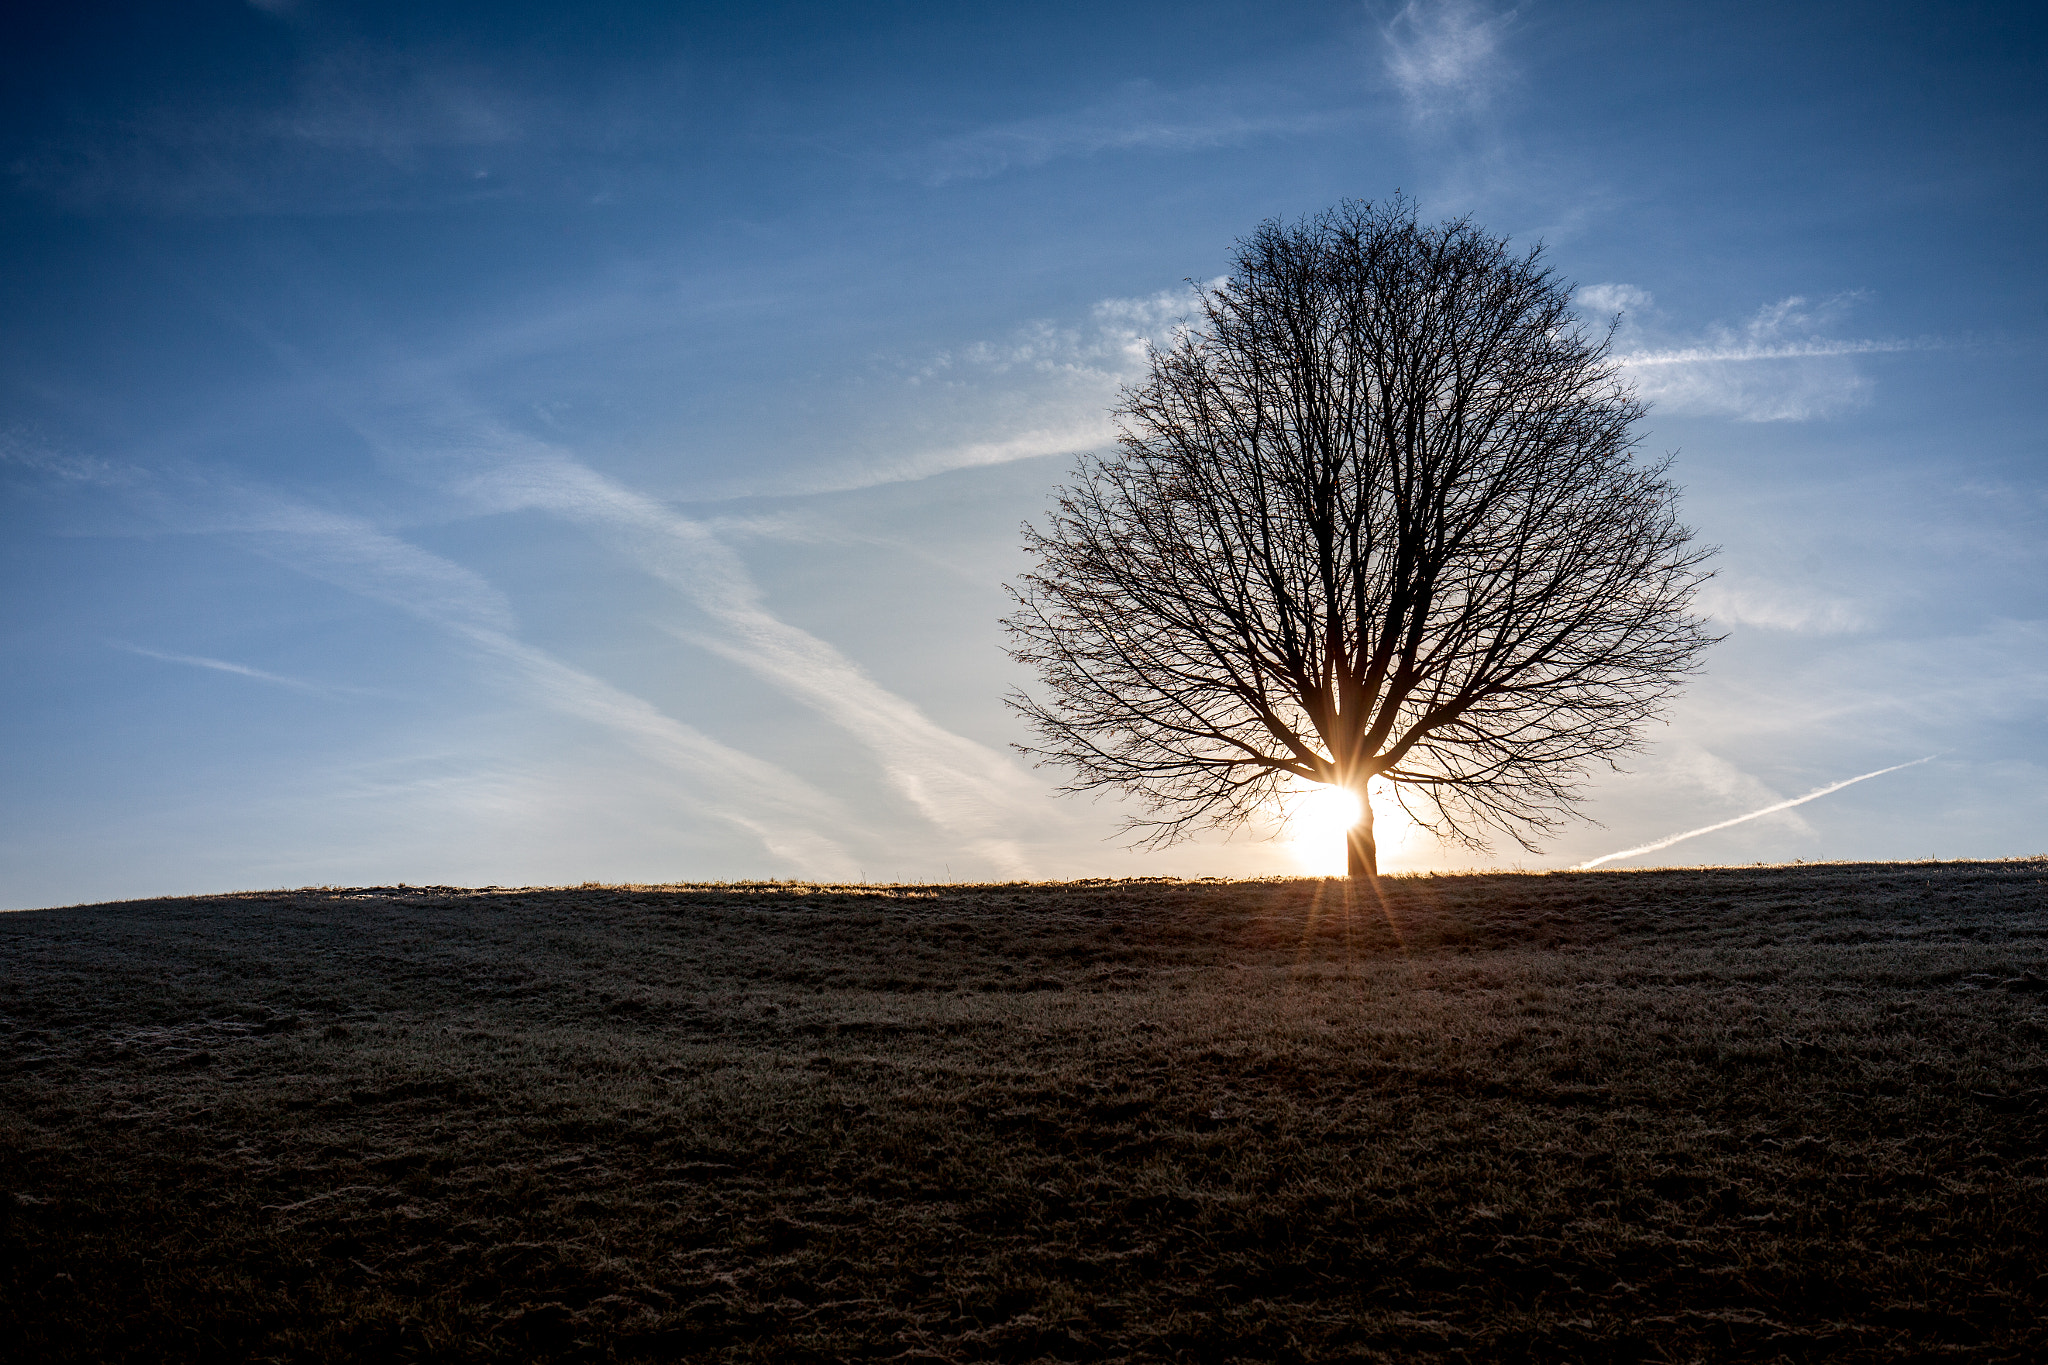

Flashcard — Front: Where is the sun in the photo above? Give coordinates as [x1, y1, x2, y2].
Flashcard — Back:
[1282, 780, 1365, 875]
[1299, 782, 1364, 839]
[1280, 778, 1425, 874]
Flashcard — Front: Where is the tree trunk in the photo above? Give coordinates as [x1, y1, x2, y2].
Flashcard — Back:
[1346, 790, 1378, 879]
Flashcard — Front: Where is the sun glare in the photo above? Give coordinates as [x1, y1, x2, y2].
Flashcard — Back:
[1303, 783, 1365, 836]
[1283, 778, 1427, 874]
[1284, 781, 1364, 875]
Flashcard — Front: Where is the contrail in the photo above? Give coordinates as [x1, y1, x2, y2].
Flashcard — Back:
[110, 641, 338, 694]
[1575, 755, 1939, 870]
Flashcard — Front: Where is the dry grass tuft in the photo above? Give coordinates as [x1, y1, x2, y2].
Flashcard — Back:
[3, 860, 2046, 1361]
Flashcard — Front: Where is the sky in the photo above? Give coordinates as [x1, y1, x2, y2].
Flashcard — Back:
[2, 0, 2044, 907]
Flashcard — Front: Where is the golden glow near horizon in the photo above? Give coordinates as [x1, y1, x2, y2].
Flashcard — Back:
[1281, 777, 1427, 875]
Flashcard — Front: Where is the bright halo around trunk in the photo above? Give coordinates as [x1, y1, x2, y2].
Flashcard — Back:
[1284, 781, 1365, 875]
[1283, 778, 1429, 874]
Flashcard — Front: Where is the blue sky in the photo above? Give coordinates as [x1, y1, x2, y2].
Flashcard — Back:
[3, 0, 2043, 906]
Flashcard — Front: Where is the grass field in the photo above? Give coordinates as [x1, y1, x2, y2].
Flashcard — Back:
[3, 861, 2046, 1362]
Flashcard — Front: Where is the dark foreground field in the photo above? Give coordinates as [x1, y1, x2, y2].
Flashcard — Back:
[4, 863, 2047, 1362]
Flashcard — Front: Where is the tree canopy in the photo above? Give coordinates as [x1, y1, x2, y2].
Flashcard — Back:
[1004, 198, 1716, 877]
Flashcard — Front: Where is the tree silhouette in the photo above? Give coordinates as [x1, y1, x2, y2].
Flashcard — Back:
[1004, 198, 1716, 878]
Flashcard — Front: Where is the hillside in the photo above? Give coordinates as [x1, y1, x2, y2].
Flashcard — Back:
[3, 862, 2046, 1361]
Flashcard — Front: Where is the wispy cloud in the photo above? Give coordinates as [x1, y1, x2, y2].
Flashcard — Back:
[917, 288, 1196, 382]
[1692, 580, 1870, 635]
[772, 287, 1200, 496]
[225, 498, 858, 873]
[1621, 339, 1917, 367]
[8, 40, 570, 216]
[910, 81, 1353, 185]
[457, 445, 1055, 874]
[1654, 742, 1819, 838]
[1372, 4, 1631, 251]
[1382, 0, 1516, 123]
[0, 433, 145, 489]
[17, 449, 856, 874]
[236, 498, 522, 632]
[109, 641, 372, 696]
[452, 628, 854, 872]
[60, 271, 1093, 871]
[1586, 286, 1930, 421]
[785, 418, 1119, 499]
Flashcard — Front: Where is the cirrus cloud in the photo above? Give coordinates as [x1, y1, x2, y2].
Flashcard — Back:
[1585, 285, 1930, 421]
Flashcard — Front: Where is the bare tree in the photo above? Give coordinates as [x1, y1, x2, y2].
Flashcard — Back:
[1003, 198, 1716, 878]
